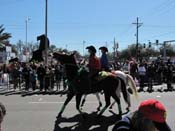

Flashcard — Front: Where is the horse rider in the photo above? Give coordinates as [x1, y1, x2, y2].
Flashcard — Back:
[99, 46, 110, 71]
[86, 46, 101, 89]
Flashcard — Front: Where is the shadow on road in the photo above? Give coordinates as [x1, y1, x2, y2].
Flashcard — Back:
[0, 89, 68, 96]
[53, 112, 121, 131]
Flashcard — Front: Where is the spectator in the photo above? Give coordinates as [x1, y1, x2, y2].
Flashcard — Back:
[55, 65, 62, 91]
[0, 102, 6, 131]
[164, 59, 173, 91]
[113, 99, 171, 131]
[129, 60, 138, 81]
[22, 64, 31, 91]
[138, 62, 146, 92]
[147, 62, 155, 92]
[37, 64, 46, 91]
[30, 68, 37, 91]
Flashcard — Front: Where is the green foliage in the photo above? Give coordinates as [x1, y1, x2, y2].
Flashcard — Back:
[0, 25, 11, 43]
[119, 44, 160, 60]
[160, 44, 175, 57]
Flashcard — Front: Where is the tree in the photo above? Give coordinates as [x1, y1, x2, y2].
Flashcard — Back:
[119, 44, 137, 60]
[160, 44, 175, 57]
[15, 40, 23, 54]
[14, 40, 39, 55]
[0, 25, 11, 44]
[119, 43, 160, 61]
[49, 44, 57, 53]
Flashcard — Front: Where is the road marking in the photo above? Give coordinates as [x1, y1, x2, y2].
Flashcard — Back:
[28, 101, 98, 104]
[156, 95, 161, 98]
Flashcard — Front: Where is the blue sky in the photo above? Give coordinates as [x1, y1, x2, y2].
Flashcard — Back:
[1, 0, 175, 54]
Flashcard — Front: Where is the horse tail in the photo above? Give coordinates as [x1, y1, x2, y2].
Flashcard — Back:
[120, 78, 131, 106]
[127, 74, 138, 99]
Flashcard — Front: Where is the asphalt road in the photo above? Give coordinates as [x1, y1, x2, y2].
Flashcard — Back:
[0, 87, 175, 131]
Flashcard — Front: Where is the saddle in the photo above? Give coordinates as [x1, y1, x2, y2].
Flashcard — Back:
[97, 71, 116, 81]
[75, 68, 116, 93]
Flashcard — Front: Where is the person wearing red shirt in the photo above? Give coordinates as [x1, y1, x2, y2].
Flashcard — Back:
[86, 45, 101, 78]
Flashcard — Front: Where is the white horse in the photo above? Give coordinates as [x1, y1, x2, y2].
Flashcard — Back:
[80, 70, 138, 112]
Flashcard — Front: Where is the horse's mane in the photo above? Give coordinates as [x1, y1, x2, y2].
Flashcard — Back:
[53, 52, 77, 65]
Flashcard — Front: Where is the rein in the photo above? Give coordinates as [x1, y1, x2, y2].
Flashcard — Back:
[63, 63, 85, 92]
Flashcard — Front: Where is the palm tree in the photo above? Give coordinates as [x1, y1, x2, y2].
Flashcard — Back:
[0, 24, 11, 44]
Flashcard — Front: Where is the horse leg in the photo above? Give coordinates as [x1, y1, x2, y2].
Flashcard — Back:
[125, 92, 131, 112]
[80, 95, 87, 110]
[120, 78, 131, 111]
[76, 94, 85, 119]
[109, 100, 115, 109]
[57, 92, 74, 118]
[95, 93, 102, 111]
[98, 92, 111, 116]
[112, 94, 122, 116]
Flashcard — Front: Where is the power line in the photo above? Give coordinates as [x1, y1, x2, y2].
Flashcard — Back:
[149, 0, 174, 14]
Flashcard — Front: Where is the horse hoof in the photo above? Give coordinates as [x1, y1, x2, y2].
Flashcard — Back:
[128, 88, 133, 94]
[97, 107, 101, 112]
[82, 114, 86, 120]
[109, 105, 113, 110]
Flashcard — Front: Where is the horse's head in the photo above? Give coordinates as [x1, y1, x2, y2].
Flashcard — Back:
[37, 34, 45, 41]
[53, 52, 78, 80]
[37, 34, 49, 50]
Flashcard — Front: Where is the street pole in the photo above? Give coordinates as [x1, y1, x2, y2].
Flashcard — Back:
[113, 38, 116, 60]
[132, 17, 143, 61]
[83, 40, 85, 56]
[163, 42, 166, 60]
[25, 17, 30, 62]
[45, 0, 48, 65]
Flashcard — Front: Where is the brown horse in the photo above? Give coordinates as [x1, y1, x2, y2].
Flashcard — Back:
[53, 53, 134, 118]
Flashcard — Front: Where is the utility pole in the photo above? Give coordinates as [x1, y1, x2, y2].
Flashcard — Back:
[113, 38, 116, 60]
[132, 17, 143, 61]
[45, 0, 48, 65]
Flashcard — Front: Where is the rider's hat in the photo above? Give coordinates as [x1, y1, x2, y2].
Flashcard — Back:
[99, 46, 108, 52]
[86, 46, 96, 53]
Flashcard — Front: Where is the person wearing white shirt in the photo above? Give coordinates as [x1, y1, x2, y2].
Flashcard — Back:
[138, 63, 146, 92]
